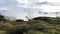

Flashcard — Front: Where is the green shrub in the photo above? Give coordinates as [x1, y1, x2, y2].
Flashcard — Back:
[0, 30, 5, 34]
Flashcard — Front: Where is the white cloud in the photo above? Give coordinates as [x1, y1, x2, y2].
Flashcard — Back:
[0, 0, 60, 21]
[16, 0, 28, 4]
[0, 7, 7, 10]
[38, 0, 60, 2]
[0, 0, 6, 3]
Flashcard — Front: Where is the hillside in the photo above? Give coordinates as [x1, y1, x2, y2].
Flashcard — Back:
[0, 15, 60, 34]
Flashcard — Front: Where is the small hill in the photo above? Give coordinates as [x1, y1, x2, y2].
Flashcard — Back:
[0, 16, 60, 34]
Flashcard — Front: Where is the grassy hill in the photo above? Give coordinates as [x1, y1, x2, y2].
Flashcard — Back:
[0, 15, 60, 34]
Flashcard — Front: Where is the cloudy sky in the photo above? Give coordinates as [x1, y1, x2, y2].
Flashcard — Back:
[0, 0, 60, 21]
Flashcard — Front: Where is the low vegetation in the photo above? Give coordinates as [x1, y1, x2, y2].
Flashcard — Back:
[0, 15, 60, 34]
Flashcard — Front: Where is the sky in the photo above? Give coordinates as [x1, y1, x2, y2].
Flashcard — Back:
[0, 0, 60, 21]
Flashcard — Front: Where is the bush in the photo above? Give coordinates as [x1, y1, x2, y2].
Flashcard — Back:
[0, 30, 5, 34]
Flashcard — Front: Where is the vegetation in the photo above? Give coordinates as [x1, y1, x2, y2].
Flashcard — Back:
[0, 15, 60, 34]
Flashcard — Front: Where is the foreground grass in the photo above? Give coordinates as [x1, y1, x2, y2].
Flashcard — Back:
[0, 17, 60, 34]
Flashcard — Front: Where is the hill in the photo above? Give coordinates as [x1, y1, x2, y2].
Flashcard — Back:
[0, 15, 60, 34]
